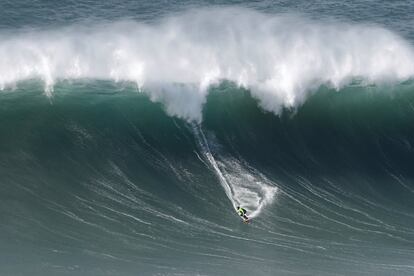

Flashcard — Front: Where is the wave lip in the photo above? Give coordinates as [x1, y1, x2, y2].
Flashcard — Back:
[1, 7, 414, 121]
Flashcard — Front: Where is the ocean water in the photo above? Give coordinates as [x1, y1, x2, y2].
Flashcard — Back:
[1, 1, 414, 275]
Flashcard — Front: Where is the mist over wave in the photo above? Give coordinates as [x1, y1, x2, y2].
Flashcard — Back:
[1, 7, 414, 121]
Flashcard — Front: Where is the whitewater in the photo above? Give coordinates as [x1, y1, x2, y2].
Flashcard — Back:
[1, 8, 413, 121]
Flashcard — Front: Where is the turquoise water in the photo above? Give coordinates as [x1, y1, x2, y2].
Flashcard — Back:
[1, 1, 414, 275]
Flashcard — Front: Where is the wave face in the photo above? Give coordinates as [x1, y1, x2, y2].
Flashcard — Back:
[2, 6, 414, 276]
[1, 80, 414, 275]
[1, 8, 414, 121]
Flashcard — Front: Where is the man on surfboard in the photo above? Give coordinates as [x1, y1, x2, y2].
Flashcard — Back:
[236, 206, 249, 222]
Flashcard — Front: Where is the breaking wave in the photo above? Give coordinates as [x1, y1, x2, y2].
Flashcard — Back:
[1, 7, 413, 121]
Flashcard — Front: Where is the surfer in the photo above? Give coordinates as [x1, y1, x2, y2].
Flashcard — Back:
[236, 206, 249, 221]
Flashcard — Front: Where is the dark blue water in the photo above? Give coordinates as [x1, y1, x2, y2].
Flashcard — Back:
[1, 1, 413, 40]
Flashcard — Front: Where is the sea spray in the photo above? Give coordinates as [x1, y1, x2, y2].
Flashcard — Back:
[1, 8, 413, 121]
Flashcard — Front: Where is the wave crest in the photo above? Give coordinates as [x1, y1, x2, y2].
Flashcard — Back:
[1, 7, 413, 121]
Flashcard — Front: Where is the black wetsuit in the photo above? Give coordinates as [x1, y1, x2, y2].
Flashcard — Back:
[237, 207, 248, 220]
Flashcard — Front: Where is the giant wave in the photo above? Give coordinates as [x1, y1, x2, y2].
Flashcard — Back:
[2, 7, 414, 276]
[1, 82, 414, 275]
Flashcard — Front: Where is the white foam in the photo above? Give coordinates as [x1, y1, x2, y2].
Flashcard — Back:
[1, 7, 414, 121]
[192, 125, 277, 218]
[217, 158, 278, 218]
